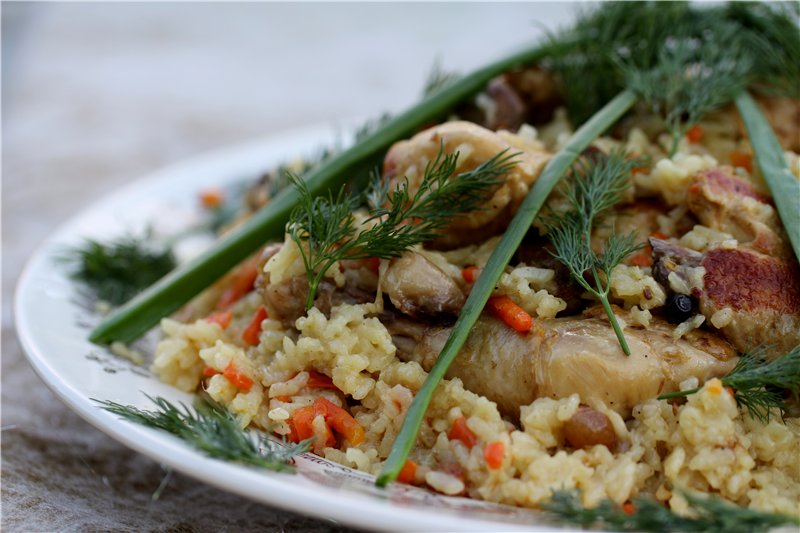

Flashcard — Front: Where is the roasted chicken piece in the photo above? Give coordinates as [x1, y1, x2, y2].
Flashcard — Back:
[381, 252, 465, 319]
[386, 308, 737, 418]
[687, 167, 790, 258]
[383, 121, 550, 249]
[651, 238, 800, 356]
[650, 167, 800, 355]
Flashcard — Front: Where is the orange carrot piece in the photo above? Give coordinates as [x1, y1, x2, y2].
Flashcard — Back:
[365, 257, 381, 275]
[206, 310, 233, 330]
[397, 459, 417, 484]
[223, 362, 254, 392]
[730, 151, 753, 172]
[484, 441, 505, 470]
[462, 265, 481, 283]
[291, 406, 317, 443]
[306, 370, 337, 390]
[216, 256, 260, 310]
[199, 188, 225, 208]
[686, 124, 704, 143]
[623, 502, 636, 515]
[202, 367, 219, 378]
[313, 397, 365, 445]
[242, 306, 268, 346]
[448, 416, 478, 449]
[486, 296, 533, 333]
[629, 252, 652, 267]
[631, 166, 650, 175]
[274, 395, 292, 403]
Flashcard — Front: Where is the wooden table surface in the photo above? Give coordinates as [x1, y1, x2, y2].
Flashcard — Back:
[1, 3, 573, 531]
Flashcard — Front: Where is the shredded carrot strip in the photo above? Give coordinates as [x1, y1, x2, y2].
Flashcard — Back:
[484, 441, 505, 470]
[462, 265, 481, 283]
[291, 406, 317, 443]
[216, 256, 260, 310]
[223, 362, 254, 392]
[199, 188, 225, 208]
[397, 459, 417, 484]
[448, 416, 478, 449]
[274, 395, 292, 403]
[686, 124, 704, 143]
[486, 296, 533, 333]
[242, 306, 268, 346]
[313, 397, 365, 445]
[631, 166, 650, 175]
[623, 502, 636, 515]
[730, 151, 753, 172]
[205, 310, 233, 330]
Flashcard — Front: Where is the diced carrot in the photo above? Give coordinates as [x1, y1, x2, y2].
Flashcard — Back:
[216, 256, 260, 310]
[205, 310, 233, 330]
[275, 395, 292, 403]
[397, 459, 417, 484]
[285, 418, 299, 444]
[631, 166, 650, 175]
[306, 370, 338, 390]
[623, 502, 636, 515]
[730, 151, 753, 173]
[484, 441, 505, 470]
[462, 265, 481, 283]
[651, 231, 669, 240]
[686, 125, 704, 143]
[725, 386, 735, 397]
[486, 296, 533, 333]
[199, 188, 225, 209]
[291, 406, 317, 442]
[242, 306, 268, 346]
[313, 397, 365, 445]
[629, 252, 652, 267]
[223, 362, 254, 392]
[448, 416, 478, 449]
[202, 367, 219, 378]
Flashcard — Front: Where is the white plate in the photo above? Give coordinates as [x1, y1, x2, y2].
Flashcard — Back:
[15, 123, 578, 532]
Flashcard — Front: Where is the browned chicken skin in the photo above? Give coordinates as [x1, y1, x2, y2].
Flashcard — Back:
[652, 167, 800, 355]
[386, 308, 737, 418]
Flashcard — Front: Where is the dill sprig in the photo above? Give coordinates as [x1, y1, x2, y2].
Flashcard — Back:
[543, 489, 799, 533]
[543, 150, 641, 355]
[422, 61, 460, 97]
[288, 147, 518, 309]
[60, 235, 176, 307]
[95, 394, 309, 472]
[659, 345, 800, 423]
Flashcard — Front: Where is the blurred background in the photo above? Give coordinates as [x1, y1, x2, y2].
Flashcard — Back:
[2, 3, 576, 531]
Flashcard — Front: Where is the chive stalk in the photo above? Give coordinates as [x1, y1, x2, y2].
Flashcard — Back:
[734, 91, 800, 264]
[89, 38, 578, 345]
[376, 89, 638, 486]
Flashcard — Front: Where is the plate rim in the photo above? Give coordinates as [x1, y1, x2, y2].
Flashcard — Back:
[13, 123, 576, 533]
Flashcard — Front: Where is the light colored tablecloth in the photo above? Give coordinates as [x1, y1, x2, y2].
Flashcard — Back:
[1, 3, 572, 531]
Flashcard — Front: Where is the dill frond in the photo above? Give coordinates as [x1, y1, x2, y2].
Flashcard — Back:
[658, 345, 800, 422]
[288, 147, 518, 309]
[59, 235, 176, 307]
[95, 394, 309, 472]
[543, 489, 799, 533]
[543, 150, 641, 355]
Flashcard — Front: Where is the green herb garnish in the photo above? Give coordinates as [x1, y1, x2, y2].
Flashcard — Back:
[543, 489, 799, 533]
[288, 147, 517, 309]
[659, 345, 800, 423]
[61, 235, 175, 307]
[96, 394, 309, 471]
[376, 90, 639, 486]
[543, 151, 641, 355]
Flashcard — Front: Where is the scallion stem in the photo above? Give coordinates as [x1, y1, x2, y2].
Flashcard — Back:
[89, 38, 578, 345]
[376, 89, 638, 486]
[734, 91, 800, 265]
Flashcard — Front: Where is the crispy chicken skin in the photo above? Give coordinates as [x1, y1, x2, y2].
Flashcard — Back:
[386, 309, 737, 418]
[382, 121, 550, 249]
[653, 166, 800, 355]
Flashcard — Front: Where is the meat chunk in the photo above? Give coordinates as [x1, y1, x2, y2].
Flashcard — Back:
[381, 252, 465, 319]
[687, 167, 788, 257]
[382, 121, 550, 249]
[385, 309, 736, 418]
[651, 238, 800, 356]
